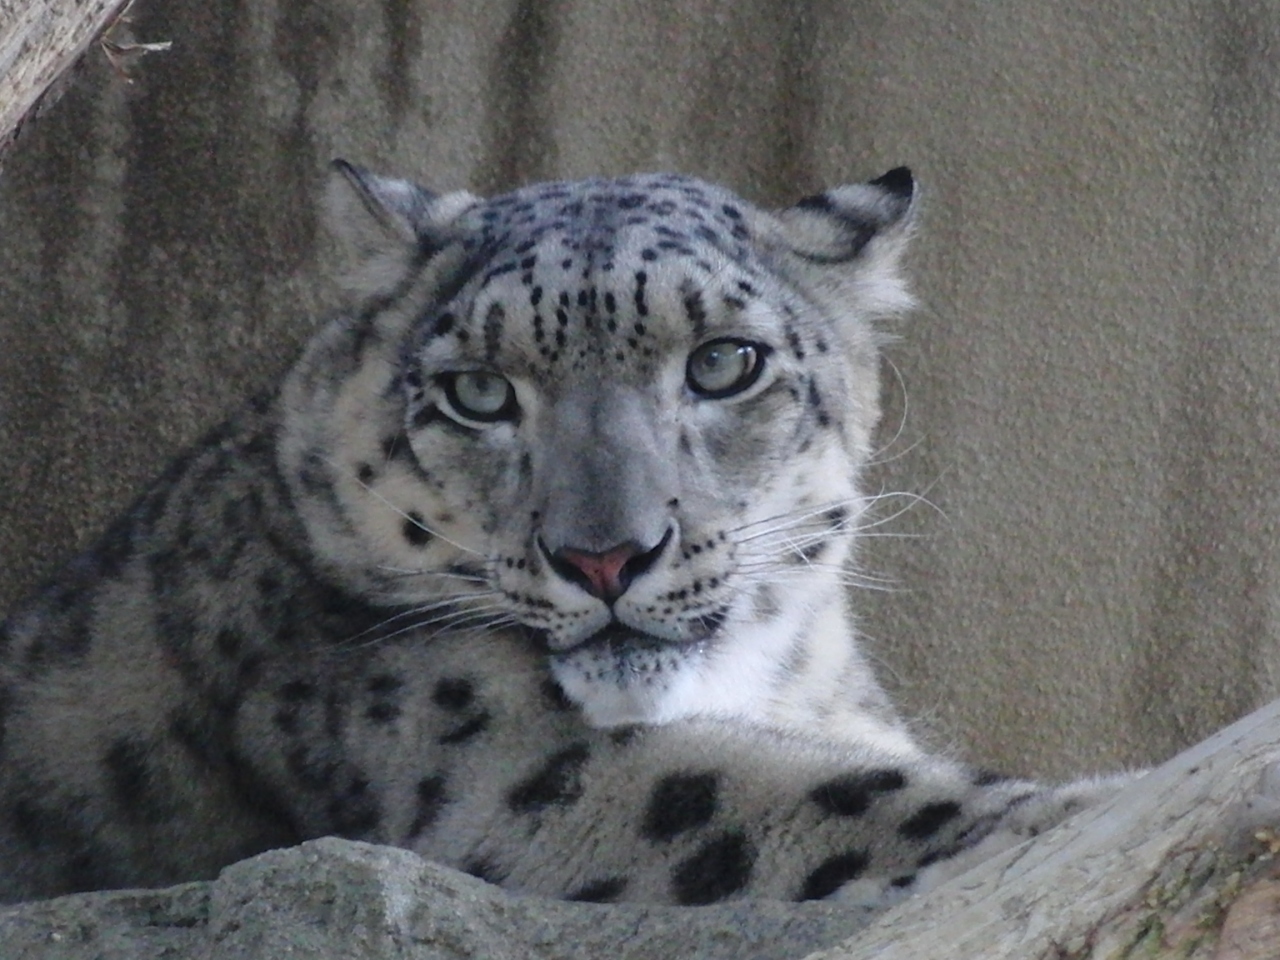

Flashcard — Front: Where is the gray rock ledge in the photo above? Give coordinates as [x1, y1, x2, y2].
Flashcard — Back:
[0, 837, 874, 960]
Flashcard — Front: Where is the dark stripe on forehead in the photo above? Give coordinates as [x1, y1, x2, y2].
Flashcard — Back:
[681, 284, 708, 338]
[484, 303, 506, 361]
[405, 244, 499, 357]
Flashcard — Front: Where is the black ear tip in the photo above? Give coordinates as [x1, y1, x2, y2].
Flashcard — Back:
[330, 158, 368, 182]
[870, 166, 914, 201]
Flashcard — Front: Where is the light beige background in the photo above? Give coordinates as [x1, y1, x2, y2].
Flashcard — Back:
[3, 0, 1279, 780]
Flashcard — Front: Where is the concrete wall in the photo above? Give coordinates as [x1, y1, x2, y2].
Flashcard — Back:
[4, 0, 1280, 778]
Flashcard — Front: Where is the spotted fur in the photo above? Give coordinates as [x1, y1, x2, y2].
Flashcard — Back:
[0, 163, 1129, 907]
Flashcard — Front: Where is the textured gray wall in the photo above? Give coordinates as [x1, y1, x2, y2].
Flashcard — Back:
[3, 0, 1279, 779]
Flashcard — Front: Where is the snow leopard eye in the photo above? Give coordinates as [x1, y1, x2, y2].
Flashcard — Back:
[686, 339, 770, 398]
[438, 371, 519, 423]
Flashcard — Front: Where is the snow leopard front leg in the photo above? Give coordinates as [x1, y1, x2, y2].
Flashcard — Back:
[232, 633, 1133, 907]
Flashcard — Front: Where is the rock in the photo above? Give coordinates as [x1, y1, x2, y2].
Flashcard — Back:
[0, 838, 873, 960]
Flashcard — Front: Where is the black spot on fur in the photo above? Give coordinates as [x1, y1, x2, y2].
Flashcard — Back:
[671, 831, 755, 905]
[824, 506, 849, 529]
[800, 849, 870, 900]
[807, 378, 831, 428]
[508, 743, 591, 813]
[286, 744, 338, 791]
[786, 327, 806, 360]
[567, 876, 629, 903]
[810, 769, 907, 817]
[329, 776, 381, 837]
[407, 775, 448, 840]
[690, 606, 729, 639]
[463, 857, 507, 885]
[437, 712, 491, 744]
[365, 673, 403, 724]
[973, 768, 1012, 786]
[402, 512, 432, 547]
[215, 627, 244, 659]
[380, 434, 412, 465]
[273, 703, 301, 735]
[411, 406, 444, 430]
[610, 725, 641, 746]
[682, 290, 708, 339]
[104, 737, 174, 824]
[367, 674, 402, 695]
[541, 678, 575, 712]
[643, 772, 719, 842]
[278, 679, 316, 702]
[798, 539, 828, 562]
[890, 873, 917, 888]
[916, 844, 963, 869]
[432, 677, 474, 711]
[7, 796, 116, 892]
[483, 303, 506, 362]
[297, 450, 333, 495]
[168, 709, 220, 768]
[898, 801, 963, 839]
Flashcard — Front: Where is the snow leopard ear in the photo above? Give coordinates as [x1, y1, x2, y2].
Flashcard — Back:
[772, 167, 917, 317]
[325, 159, 478, 294]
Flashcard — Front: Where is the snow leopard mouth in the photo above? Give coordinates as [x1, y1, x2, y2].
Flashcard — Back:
[530, 610, 729, 656]
[581, 622, 671, 653]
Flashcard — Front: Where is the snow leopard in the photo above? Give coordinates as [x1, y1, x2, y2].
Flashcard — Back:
[0, 161, 1129, 907]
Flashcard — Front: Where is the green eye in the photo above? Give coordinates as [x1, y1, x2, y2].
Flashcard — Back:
[686, 339, 770, 398]
[440, 371, 518, 423]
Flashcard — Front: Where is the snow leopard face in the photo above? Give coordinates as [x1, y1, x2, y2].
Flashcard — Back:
[282, 164, 915, 729]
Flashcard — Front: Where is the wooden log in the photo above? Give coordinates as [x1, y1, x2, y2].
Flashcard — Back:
[809, 698, 1280, 960]
[0, 0, 131, 160]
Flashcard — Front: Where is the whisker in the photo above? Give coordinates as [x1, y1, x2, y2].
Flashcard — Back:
[337, 607, 521, 652]
[336, 592, 502, 645]
[734, 568, 901, 593]
[373, 565, 490, 583]
[867, 354, 917, 466]
[731, 506, 868, 547]
[324, 454, 485, 557]
[729, 498, 865, 537]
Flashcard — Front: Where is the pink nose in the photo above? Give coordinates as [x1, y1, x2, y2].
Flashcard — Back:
[554, 544, 643, 601]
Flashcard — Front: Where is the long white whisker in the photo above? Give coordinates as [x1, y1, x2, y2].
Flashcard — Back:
[338, 607, 521, 652]
[337, 592, 502, 644]
[325, 455, 485, 557]
[374, 565, 490, 583]
[729, 498, 864, 537]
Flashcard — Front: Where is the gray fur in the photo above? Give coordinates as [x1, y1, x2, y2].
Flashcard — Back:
[0, 164, 1129, 907]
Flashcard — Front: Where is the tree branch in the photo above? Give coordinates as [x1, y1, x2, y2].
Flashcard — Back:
[814, 698, 1280, 960]
[0, 0, 130, 161]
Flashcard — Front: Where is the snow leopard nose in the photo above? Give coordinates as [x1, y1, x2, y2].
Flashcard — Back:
[544, 531, 671, 601]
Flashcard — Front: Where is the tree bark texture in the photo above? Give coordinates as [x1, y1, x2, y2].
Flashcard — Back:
[813, 699, 1280, 960]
